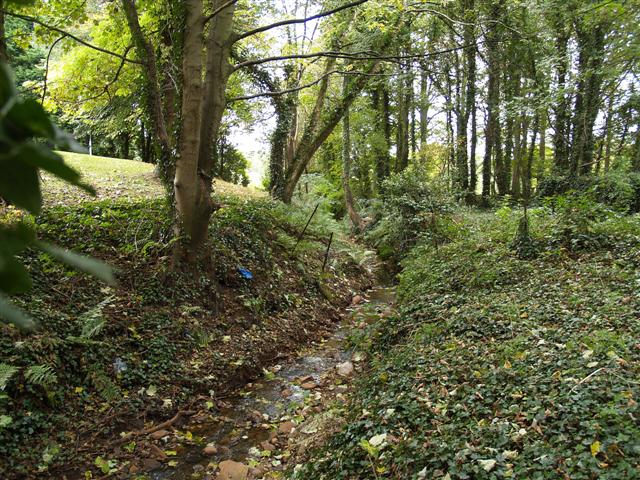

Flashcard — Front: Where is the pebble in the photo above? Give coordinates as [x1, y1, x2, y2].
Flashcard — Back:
[216, 459, 248, 480]
[150, 429, 170, 440]
[278, 421, 296, 434]
[203, 445, 218, 456]
[336, 361, 354, 377]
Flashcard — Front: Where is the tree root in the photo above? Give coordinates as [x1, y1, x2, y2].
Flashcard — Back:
[113, 410, 196, 445]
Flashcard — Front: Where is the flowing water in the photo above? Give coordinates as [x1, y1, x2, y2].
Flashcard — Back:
[150, 283, 396, 479]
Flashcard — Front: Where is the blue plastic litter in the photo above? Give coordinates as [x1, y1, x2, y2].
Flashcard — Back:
[238, 267, 253, 280]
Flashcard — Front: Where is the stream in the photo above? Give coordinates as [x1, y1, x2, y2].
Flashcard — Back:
[150, 283, 396, 479]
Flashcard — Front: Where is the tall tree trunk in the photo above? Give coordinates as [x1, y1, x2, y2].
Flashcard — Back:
[633, 123, 640, 172]
[524, 114, 540, 200]
[269, 99, 292, 198]
[0, 0, 7, 63]
[464, 3, 477, 194]
[484, 6, 503, 196]
[173, 0, 206, 260]
[373, 84, 391, 190]
[571, 23, 606, 175]
[539, 105, 546, 174]
[281, 61, 382, 203]
[553, 32, 571, 172]
[342, 77, 365, 232]
[396, 61, 410, 172]
[419, 69, 429, 165]
[121, 0, 172, 184]
[455, 54, 469, 192]
[602, 91, 615, 172]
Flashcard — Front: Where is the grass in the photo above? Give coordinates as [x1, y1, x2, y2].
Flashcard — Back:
[295, 207, 640, 480]
[43, 151, 265, 206]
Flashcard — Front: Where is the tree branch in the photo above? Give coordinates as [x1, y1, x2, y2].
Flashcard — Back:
[1, 9, 144, 64]
[233, 42, 487, 71]
[233, 0, 369, 43]
[204, 0, 238, 24]
[228, 69, 341, 102]
[228, 67, 408, 103]
[41, 35, 66, 105]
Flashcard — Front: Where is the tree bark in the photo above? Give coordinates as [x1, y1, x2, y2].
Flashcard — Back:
[342, 77, 365, 232]
[396, 60, 410, 172]
[121, 0, 172, 184]
[173, 0, 206, 260]
[419, 69, 429, 165]
[0, 0, 7, 63]
[571, 23, 606, 175]
[553, 32, 571, 172]
[281, 61, 382, 203]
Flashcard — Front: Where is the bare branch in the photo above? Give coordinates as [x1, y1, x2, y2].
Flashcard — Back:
[233, 0, 369, 43]
[228, 67, 422, 103]
[41, 35, 66, 105]
[204, 0, 238, 24]
[228, 69, 341, 102]
[233, 41, 486, 71]
[2, 10, 143, 65]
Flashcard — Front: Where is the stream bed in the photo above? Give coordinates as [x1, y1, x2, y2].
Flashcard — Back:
[150, 284, 396, 479]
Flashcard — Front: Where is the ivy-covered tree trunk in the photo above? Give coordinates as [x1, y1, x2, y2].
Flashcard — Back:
[341, 79, 365, 232]
[571, 23, 606, 175]
[281, 61, 381, 203]
[0, 0, 7, 62]
[553, 31, 571, 172]
[419, 70, 429, 165]
[396, 61, 410, 172]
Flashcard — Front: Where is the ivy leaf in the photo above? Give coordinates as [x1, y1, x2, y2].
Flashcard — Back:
[36, 241, 116, 285]
[478, 459, 497, 472]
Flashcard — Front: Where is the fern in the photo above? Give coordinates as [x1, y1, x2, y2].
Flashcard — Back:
[24, 365, 57, 389]
[89, 368, 120, 402]
[79, 296, 113, 339]
[0, 363, 19, 391]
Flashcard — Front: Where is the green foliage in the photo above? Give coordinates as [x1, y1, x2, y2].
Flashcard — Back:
[365, 170, 454, 261]
[24, 365, 57, 389]
[0, 63, 114, 330]
[0, 364, 19, 391]
[537, 173, 640, 213]
[297, 208, 640, 480]
[78, 297, 112, 339]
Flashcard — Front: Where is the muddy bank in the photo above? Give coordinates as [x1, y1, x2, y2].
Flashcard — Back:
[140, 284, 397, 480]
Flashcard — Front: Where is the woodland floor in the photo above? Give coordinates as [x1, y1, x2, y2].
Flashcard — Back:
[0, 155, 376, 479]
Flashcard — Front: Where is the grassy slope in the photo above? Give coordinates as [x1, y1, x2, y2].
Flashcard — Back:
[296, 208, 640, 479]
[0, 154, 371, 478]
[44, 152, 264, 205]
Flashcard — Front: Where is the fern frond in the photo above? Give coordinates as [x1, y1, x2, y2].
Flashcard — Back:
[24, 365, 57, 389]
[79, 296, 113, 339]
[90, 368, 120, 402]
[0, 363, 19, 391]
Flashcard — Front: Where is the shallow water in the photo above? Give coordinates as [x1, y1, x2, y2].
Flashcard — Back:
[151, 284, 396, 479]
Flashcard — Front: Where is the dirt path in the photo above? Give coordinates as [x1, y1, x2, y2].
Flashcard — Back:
[140, 284, 396, 480]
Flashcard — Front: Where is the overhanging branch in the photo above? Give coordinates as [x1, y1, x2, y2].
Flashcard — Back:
[2, 10, 144, 65]
[233, 0, 369, 43]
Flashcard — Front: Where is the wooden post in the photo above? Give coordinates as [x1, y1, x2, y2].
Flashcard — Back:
[322, 232, 334, 272]
[292, 203, 319, 253]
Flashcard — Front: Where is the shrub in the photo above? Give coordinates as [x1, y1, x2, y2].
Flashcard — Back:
[537, 173, 638, 213]
[364, 170, 454, 261]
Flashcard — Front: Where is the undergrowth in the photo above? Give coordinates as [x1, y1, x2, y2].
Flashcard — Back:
[0, 194, 369, 477]
[295, 203, 640, 479]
